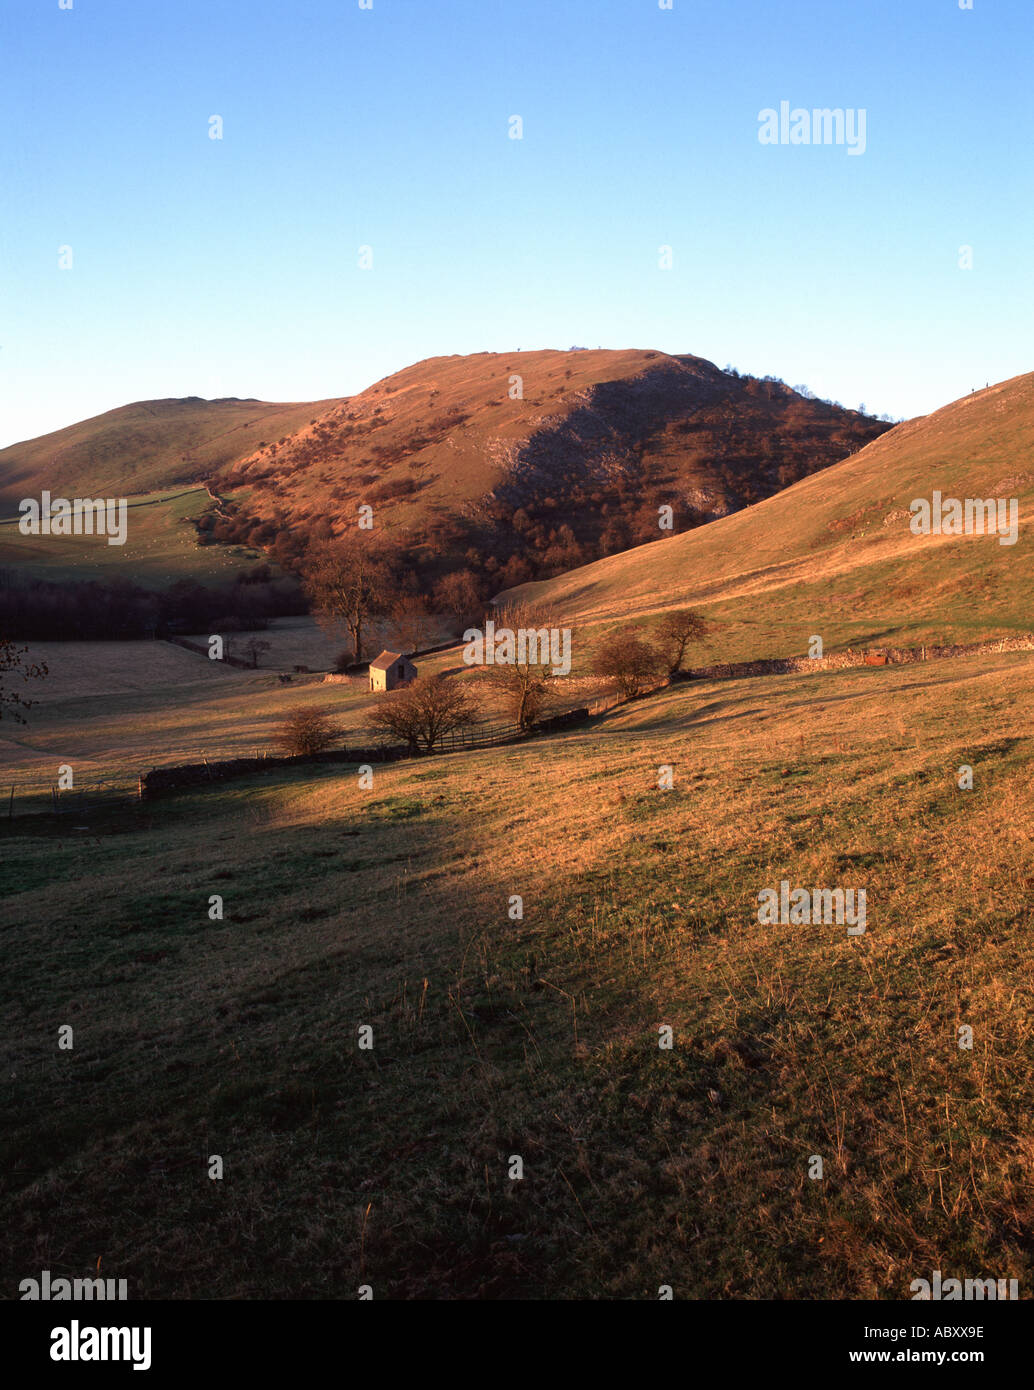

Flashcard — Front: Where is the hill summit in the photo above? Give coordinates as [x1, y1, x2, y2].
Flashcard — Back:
[211, 348, 889, 588]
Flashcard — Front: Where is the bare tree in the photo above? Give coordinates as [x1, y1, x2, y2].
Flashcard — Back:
[0, 637, 48, 723]
[432, 569, 484, 635]
[653, 609, 709, 676]
[275, 707, 342, 756]
[592, 629, 665, 699]
[386, 594, 430, 654]
[477, 599, 568, 731]
[304, 537, 392, 662]
[368, 674, 480, 752]
[241, 637, 272, 669]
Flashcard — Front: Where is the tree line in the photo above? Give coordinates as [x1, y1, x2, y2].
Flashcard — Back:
[0, 566, 305, 642]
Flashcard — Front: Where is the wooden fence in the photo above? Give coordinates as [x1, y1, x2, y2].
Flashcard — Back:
[5, 773, 141, 821]
[165, 635, 257, 670]
[435, 721, 522, 752]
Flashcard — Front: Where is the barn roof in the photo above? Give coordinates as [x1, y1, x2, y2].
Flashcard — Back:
[369, 650, 405, 671]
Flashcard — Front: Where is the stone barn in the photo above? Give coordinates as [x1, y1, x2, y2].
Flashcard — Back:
[369, 650, 417, 692]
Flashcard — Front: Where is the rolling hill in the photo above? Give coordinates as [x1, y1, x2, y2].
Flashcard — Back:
[507, 371, 1034, 662]
[213, 349, 889, 583]
[0, 352, 887, 594]
[4, 368, 1032, 1302]
[0, 395, 342, 507]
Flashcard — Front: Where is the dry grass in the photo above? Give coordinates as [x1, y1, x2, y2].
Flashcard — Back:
[509, 372, 1034, 662]
[1, 625, 607, 810]
[0, 627, 474, 806]
[0, 397, 338, 504]
[2, 650, 1032, 1297]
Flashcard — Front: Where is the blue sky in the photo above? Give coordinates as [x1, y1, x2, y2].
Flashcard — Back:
[1, 0, 1031, 447]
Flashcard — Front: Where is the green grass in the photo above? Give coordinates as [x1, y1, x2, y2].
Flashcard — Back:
[3, 650, 1033, 1298]
[0, 487, 271, 586]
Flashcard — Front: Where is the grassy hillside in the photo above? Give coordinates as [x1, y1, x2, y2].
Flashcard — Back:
[0, 396, 342, 506]
[504, 372, 1034, 663]
[0, 487, 270, 586]
[2, 649, 1032, 1297]
[3, 364, 1029, 1302]
[0, 357, 887, 593]
[216, 349, 888, 575]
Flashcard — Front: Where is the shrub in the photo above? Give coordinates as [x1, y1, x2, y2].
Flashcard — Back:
[368, 674, 480, 751]
[592, 630, 666, 699]
[275, 708, 342, 757]
[654, 609, 710, 676]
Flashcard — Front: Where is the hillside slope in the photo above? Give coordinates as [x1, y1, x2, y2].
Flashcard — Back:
[214, 349, 888, 582]
[0, 396, 342, 505]
[0, 353, 888, 594]
[4, 648, 1033, 1296]
[507, 372, 1034, 660]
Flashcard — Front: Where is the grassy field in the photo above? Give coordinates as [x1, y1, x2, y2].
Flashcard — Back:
[2, 649, 1032, 1298]
[509, 371, 1034, 663]
[0, 626, 485, 810]
[0, 487, 271, 586]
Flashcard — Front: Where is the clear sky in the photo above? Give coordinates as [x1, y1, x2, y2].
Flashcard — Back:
[1, 0, 1031, 448]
